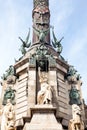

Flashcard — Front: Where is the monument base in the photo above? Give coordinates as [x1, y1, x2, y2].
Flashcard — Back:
[23, 105, 63, 130]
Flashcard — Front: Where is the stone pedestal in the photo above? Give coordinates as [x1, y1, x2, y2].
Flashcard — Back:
[23, 105, 63, 130]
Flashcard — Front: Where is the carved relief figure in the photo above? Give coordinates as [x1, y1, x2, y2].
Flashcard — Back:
[37, 72, 52, 104]
[68, 104, 84, 130]
[1, 99, 15, 130]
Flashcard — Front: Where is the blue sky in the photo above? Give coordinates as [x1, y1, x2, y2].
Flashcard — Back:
[0, 0, 87, 103]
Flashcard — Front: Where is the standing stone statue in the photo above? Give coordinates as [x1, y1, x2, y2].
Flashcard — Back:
[37, 72, 52, 104]
[68, 104, 84, 130]
[1, 99, 15, 130]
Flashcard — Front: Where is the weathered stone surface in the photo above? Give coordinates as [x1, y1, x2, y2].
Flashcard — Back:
[27, 70, 36, 117]
[19, 73, 28, 81]
[16, 97, 27, 104]
[16, 100, 27, 109]
[16, 62, 29, 74]
[17, 91, 26, 99]
[16, 111, 27, 121]
[18, 78, 27, 85]
[56, 64, 67, 73]
[16, 107, 27, 115]
[17, 86, 26, 94]
[23, 105, 63, 130]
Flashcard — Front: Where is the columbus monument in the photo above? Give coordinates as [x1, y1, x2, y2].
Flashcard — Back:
[0, 0, 86, 130]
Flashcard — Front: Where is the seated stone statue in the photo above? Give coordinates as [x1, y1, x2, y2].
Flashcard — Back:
[37, 72, 52, 104]
[1, 99, 15, 130]
[68, 104, 84, 130]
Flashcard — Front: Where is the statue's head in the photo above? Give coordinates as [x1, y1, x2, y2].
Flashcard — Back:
[33, 6, 50, 26]
[72, 104, 81, 116]
[39, 72, 48, 83]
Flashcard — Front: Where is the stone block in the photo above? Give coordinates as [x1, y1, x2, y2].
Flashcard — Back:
[16, 96, 27, 104]
[16, 106, 27, 115]
[16, 63, 29, 73]
[16, 111, 27, 120]
[18, 78, 27, 85]
[56, 64, 67, 73]
[59, 87, 66, 94]
[17, 86, 26, 94]
[57, 72, 64, 81]
[17, 91, 26, 99]
[16, 100, 27, 109]
[19, 73, 28, 81]
[23, 105, 63, 130]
